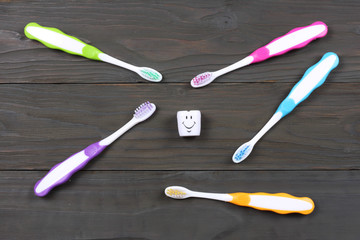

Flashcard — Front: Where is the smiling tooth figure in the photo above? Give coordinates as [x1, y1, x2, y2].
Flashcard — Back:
[177, 110, 201, 137]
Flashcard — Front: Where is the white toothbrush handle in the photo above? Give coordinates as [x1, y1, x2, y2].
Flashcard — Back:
[251, 53, 339, 144]
[34, 141, 108, 197]
[249, 22, 328, 63]
[34, 118, 137, 197]
[250, 53, 339, 144]
[99, 118, 138, 145]
[24, 22, 104, 61]
[24, 23, 138, 72]
[98, 53, 138, 72]
[250, 112, 282, 144]
[214, 22, 327, 77]
[229, 192, 315, 215]
[214, 56, 254, 77]
[276, 52, 339, 117]
[191, 191, 233, 202]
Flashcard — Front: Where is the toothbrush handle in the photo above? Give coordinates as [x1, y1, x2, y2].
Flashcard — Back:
[276, 52, 339, 117]
[229, 192, 315, 215]
[24, 22, 103, 60]
[34, 142, 107, 197]
[249, 21, 327, 63]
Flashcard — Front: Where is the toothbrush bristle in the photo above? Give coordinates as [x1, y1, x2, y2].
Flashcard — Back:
[140, 69, 161, 81]
[166, 188, 187, 199]
[134, 101, 156, 120]
[192, 72, 212, 86]
[233, 144, 251, 162]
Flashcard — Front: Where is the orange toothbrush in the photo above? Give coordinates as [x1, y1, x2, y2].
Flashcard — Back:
[165, 186, 314, 215]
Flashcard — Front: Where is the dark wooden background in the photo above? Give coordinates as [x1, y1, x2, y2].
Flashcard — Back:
[0, 0, 359, 239]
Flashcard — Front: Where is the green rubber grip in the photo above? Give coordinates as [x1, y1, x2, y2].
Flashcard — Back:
[24, 22, 103, 60]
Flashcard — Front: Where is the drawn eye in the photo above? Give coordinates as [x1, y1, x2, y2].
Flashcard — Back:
[186, 116, 188, 119]
[190, 116, 192, 119]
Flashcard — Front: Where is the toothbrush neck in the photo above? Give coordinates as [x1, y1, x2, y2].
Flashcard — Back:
[214, 56, 253, 77]
[99, 118, 138, 146]
[250, 112, 283, 144]
[191, 191, 233, 202]
[98, 53, 138, 72]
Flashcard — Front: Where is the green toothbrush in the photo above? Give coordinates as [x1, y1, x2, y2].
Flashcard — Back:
[24, 22, 162, 82]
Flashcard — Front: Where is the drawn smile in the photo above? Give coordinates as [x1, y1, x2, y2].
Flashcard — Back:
[182, 121, 196, 132]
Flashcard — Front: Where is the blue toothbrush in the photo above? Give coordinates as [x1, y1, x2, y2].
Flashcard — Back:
[233, 52, 339, 163]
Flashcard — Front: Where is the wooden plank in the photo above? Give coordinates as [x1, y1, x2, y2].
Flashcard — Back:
[0, 170, 359, 239]
[0, 0, 359, 83]
[0, 83, 358, 170]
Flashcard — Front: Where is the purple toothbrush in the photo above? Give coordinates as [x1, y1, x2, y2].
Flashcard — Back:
[34, 101, 156, 197]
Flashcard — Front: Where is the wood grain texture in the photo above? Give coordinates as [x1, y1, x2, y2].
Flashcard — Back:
[0, 83, 359, 170]
[0, 170, 359, 240]
[0, 0, 359, 239]
[0, 0, 359, 83]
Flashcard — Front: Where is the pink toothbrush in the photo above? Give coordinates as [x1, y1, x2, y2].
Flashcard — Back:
[34, 101, 156, 197]
[191, 21, 328, 88]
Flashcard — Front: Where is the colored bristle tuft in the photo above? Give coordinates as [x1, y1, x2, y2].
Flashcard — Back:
[140, 69, 161, 81]
[134, 101, 153, 118]
[166, 188, 187, 198]
[193, 72, 211, 85]
[234, 145, 250, 161]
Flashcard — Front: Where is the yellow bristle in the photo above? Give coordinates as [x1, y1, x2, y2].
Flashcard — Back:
[167, 188, 186, 197]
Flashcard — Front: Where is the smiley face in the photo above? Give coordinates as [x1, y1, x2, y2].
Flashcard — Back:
[182, 114, 196, 133]
[177, 110, 201, 137]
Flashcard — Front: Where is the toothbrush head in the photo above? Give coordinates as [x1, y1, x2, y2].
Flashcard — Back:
[190, 72, 215, 88]
[133, 101, 156, 122]
[165, 186, 191, 199]
[138, 67, 163, 82]
[232, 141, 253, 163]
